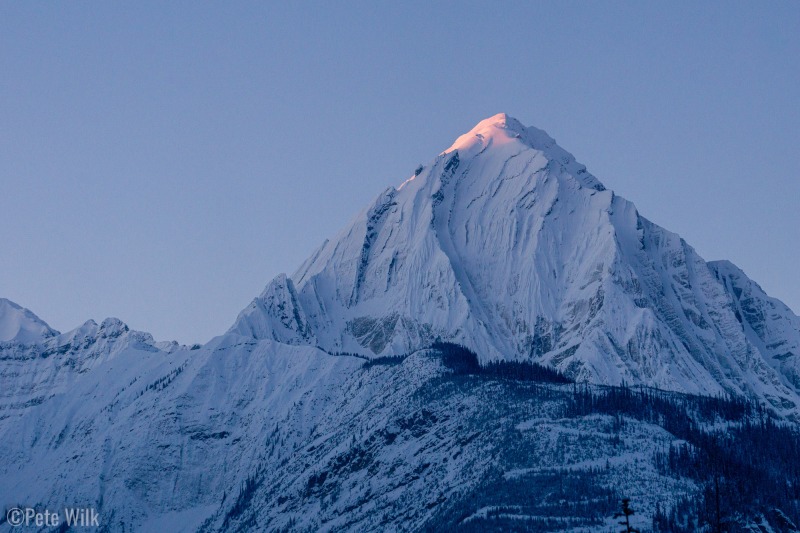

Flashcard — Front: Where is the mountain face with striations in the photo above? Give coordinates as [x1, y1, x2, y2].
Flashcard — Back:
[232, 113, 800, 418]
[2, 114, 800, 532]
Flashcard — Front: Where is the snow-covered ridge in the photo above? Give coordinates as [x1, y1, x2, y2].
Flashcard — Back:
[0, 298, 58, 344]
[0, 311, 172, 430]
[232, 113, 800, 418]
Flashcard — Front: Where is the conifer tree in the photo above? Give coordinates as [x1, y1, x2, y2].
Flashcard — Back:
[614, 498, 641, 533]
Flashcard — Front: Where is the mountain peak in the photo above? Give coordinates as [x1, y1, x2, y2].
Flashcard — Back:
[445, 113, 526, 155]
[0, 298, 58, 343]
[471, 112, 526, 133]
[444, 113, 605, 191]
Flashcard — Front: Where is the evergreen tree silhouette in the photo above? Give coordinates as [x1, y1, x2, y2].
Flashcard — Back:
[614, 498, 641, 533]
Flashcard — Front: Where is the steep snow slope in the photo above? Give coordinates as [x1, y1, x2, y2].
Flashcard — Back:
[0, 298, 57, 344]
[710, 260, 800, 404]
[231, 114, 800, 418]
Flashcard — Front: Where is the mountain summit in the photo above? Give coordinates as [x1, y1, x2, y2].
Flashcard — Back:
[232, 114, 800, 417]
[441, 113, 604, 191]
[0, 298, 57, 343]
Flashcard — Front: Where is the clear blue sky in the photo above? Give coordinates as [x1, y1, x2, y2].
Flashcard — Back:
[2, 2, 798, 343]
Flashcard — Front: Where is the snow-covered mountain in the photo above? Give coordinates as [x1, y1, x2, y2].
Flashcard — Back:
[0, 298, 57, 344]
[231, 113, 800, 419]
[2, 114, 800, 531]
